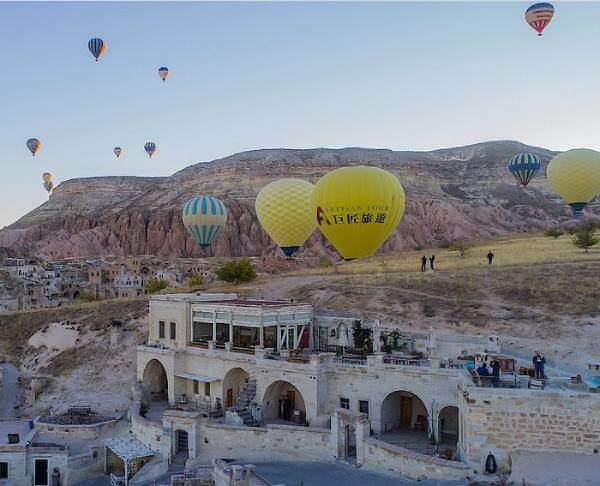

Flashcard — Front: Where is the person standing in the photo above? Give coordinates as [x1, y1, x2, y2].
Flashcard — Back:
[487, 251, 495, 265]
[429, 255, 436, 271]
[533, 352, 546, 379]
[421, 255, 427, 272]
[490, 358, 501, 387]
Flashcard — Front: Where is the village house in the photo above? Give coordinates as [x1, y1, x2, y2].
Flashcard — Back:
[134, 292, 600, 482]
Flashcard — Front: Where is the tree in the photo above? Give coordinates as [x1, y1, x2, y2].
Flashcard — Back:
[447, 240, 473, 258]
[216, 258, 257, 284]
[351, 320, 372, 354]
[144, 277, 168, 294]
[187, 274, 205, 289]
[544, 228, 564, 239]
[573, 228, 599, 254]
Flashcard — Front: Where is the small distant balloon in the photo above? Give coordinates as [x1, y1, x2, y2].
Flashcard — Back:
[525, 3, 554, 36]
[42, 172, 52, 183]
[27, 138, 41, 156]
[114, 147, 122, 158]
[158, 67, 169, 82]
[508, 153, 541, 188]
[144, 142, 157, 158]
[43, 179, 54, 195]
[88, 38, 106, 61]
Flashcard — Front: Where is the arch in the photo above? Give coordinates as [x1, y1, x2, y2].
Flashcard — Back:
[262, 380, 306, 425]
[222, 367, 250, 409]
[142, 359, 169, 400]
[380, 390, 429, 446]
[438, 405, 459, 455]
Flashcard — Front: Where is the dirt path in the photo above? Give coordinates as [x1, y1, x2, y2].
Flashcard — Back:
[0, 362, 20, 418]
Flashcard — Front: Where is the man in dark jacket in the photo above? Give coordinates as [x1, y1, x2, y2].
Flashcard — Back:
[421, 255, 427, 272]
[533, 352, 546, 379]
[429, 255, 436, 271]
[487, 251, 495, 264]
[490, 358, 501, 387]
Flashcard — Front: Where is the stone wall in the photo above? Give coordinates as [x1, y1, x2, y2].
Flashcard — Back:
[131, 406, 172, 459]
[66, 447, 105, 484]
[362, 438, 472, 481]
[461, 386, 600, 472]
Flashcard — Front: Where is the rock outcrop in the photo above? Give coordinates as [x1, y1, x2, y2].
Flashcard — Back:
[1, 141, 595, 260]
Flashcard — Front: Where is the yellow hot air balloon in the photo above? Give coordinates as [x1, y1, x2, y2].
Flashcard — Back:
[255, 179, 316, 257]
[312, 166, 405, 260]
[547, 149, 600, 217]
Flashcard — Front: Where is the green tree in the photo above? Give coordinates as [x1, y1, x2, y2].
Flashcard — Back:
[351, 320, 372, 354]
[187, 274, 205, 289]
[144, 277, 169, 294]
[573, 228, 600, 254]
[544, 228, 564, 239]
[216, 258, 257, 284]
[447, 240, 472, 258]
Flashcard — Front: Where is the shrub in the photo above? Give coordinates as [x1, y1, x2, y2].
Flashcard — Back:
[216, 258, 257, 284]
[447, 240, 472, 257]
[351, 320, 372, 354]
[544, 228, 564, 239]
[187, 274, 205, 289]
[318, 255, 333, 268]
[143, 277, 169, 294]
[573, 228, 599, 254]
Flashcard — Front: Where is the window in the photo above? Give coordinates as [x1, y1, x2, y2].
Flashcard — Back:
[205, 382, 211, 396]
[0, 462, 7, 479]
[340, 397, 350, 410]
[170, 322, 176, 340]
[359, 400, 369, 417]
[193, 380, 199, 394]
[158, 321, 165, 339]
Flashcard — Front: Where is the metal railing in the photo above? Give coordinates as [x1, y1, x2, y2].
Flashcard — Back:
[384, 357, 429, 367]
[334, 355, 367, 366]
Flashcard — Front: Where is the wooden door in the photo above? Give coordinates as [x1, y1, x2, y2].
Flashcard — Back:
[400, 396, 412, 429]
[286, 390, 296, 411]
[226, 388, 233, 408]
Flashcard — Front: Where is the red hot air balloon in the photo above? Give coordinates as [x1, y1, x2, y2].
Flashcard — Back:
[525, 3, 555, 36]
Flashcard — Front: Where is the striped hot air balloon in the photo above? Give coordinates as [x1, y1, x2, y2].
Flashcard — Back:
[158, 67, 169, 82]
[144, 142, 156, 158]
[42, 172, 52, 183]
[114, 147, 122, 158]
[88, 38, 106, 61]
[26, 138, 41, 156]
[182, 196, 228, 248]
[508, 153, 541, 187]
[525, 3, 554, 36]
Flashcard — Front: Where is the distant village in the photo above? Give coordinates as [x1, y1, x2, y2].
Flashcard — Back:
[0, 256, 217, 312]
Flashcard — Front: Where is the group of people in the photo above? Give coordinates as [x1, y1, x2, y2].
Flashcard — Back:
[420, 250, 495, 272]
[476, 358, 503, 387]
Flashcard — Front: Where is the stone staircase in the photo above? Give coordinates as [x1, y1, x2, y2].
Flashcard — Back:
[234, 377, 259, 427]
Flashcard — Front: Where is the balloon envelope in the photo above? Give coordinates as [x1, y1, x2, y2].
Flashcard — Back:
[26, 138, 41, 156]
[114, 147, 122, 158]
[312, 166, 406, 260]
[43, 180, 54, 194]
[158, 67, 169, 81]
[525, 3, 554, 35]
[144, 142, 156, 158]
[88, 38, 106, 61]
[547, 149, 600, 217]
[182, 196, 228, 248]
[508, 153, 541, 187]
[255, 179, 316, 257]
[42, 172, 52, 183]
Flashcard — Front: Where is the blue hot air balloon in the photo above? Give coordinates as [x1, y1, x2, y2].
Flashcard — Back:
[144, 142, 157, 158]
[182, 196, 228, 249]
[88, 38, 106, 61]
[508, 153, 541, 187]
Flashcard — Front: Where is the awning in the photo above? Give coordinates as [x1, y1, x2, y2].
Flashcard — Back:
[176, 372, 220, 382]
[104, 436, 154, 461]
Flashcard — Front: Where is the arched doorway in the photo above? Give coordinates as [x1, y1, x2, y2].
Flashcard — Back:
[143, 359, 169, 400]
[438, 406, 459, 458]
[262, 380, 306, 425]
[380, 390, 429, 451]
[222, 368, 250, 410]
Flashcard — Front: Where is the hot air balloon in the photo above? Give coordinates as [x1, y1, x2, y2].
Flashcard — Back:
[525, 3, 554, 36]
[255, 179, 316, 257]
[181, 196, 228, 248]
[114, 147, 122, 158]
[312, 166, 405, 260]
[547, 149, 600, 217]
[144, 142, 156, 158]
[158, 67, 169, 82]
[43, 176, 54, 194]
[88, 38, 106, 61]
[26, 138, 41, 156]
[42, 172, 52, 183]
[508, 153, 541, 187]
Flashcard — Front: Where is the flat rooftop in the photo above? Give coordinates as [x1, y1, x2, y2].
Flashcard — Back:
[151, 293, 307, 307]
[0, 419, 33, 445]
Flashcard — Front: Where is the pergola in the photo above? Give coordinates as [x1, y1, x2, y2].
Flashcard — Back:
[104, 436, 155, 485]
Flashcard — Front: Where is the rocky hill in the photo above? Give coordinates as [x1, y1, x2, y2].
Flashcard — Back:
[0, 141, 594, 260]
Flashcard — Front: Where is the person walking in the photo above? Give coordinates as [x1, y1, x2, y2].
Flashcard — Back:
[533, 352, 546, 379]
[490, 358, 501, 387]
[421, 255, 427, 272]
[429, 255, 436, 271]
[487, 251, 495, 265]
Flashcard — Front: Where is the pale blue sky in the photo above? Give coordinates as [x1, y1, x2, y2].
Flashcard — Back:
[2, 2, 600, 227]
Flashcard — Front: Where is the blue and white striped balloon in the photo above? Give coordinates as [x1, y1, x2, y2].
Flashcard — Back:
[182, 196, 228, 248]
[88, 38, 106, 61]
[144, 142, 157, 158]
[508, 153, 541, 187]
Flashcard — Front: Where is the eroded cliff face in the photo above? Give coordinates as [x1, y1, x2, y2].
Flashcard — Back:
[0, 142, 593, 260]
